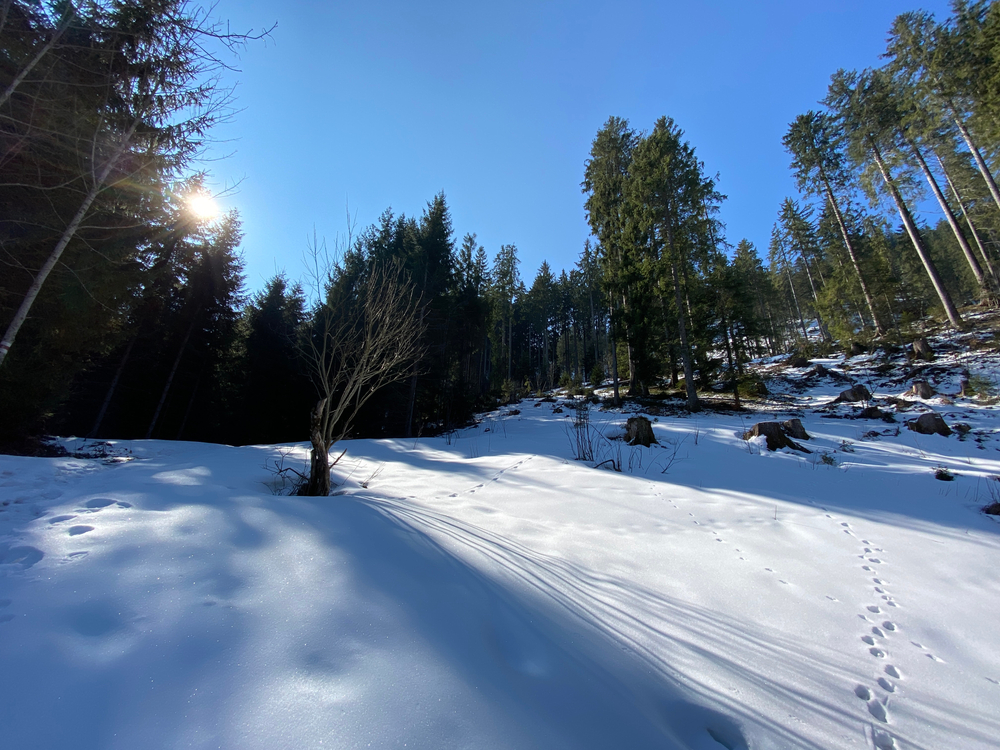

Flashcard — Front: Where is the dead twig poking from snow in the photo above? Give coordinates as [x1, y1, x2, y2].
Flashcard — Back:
[360, 463, 385, 489]
[659, 437, 689, 474]
[263, 449, 309, 495]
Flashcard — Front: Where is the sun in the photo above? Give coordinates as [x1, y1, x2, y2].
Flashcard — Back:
[187, 191, 220, 221]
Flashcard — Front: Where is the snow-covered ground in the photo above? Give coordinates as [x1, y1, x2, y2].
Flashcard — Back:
[2, 351, 1000, 748]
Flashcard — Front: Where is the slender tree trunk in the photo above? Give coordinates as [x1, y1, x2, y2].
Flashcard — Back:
[87, 335, 136, 438]
[819, 169, 885, 334]
[610, 328, 620, 406]
[146, 315, 197, 439]
[870, 139, 964, 330]
[0, 114, 143, 368]
[783, 261, 809, 341]
[0, 8, 73, 110]
[176, 368, 204, 440]
[909, 141, 988, 294]
[798, 251, 830, 340]
[670, 258, 698, 410]
[939, 154, 1000, 289]
[953, 115, 1000, 216]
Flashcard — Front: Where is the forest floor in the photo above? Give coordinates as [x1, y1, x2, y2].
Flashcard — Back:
[2, 318, 1000, 749]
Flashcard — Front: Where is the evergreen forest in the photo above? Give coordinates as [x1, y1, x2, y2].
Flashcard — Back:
[4, 0, 1000, 468]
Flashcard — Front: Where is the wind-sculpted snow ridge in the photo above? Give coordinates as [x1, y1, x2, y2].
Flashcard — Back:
[2, 341, 1000, 749]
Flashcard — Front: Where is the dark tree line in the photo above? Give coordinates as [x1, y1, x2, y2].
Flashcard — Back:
[6, 1, 1000, 452]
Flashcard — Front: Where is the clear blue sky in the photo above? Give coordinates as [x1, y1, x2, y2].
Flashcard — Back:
[203, 0, 955, 291]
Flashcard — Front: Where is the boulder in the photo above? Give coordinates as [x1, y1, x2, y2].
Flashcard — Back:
[742, 421, 811, 453]
[912, 337, 934, 359]
[906, 412, 952, 437]
[909, 380, 935, 399]
[625, 416, 657, 447]
[833, 384, 872, 403]
[780, 418, 810, 440]
[786, 355, 809, 368]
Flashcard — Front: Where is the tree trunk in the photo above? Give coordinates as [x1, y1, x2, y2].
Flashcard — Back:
[783, 261, 809, 341]
[0, 113, 143, 368]
[146, 315, 197, 439]
[939, 153, 1000, 290]
[307, 398, 331, 496]
[610, 330, 620, 406]
[176, 368, 204, 440]
[670, 259, 699, 410]
[870, 139, 964, 330]
[87, 335, 136, 439]
[404, 372, 417, 438]
[819, 168, 885, 334]
[910, 141, 987, 294]
[953, 115, 1000, 217]
[0, 8, 72, 110]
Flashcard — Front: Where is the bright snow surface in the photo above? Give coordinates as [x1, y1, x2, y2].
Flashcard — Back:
[1, 394, 999, 749]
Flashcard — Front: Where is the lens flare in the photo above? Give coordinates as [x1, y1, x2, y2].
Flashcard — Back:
[187, 192, 220, 221]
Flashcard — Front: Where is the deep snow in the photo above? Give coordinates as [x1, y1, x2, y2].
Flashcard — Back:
[2, 349, 1000, 749]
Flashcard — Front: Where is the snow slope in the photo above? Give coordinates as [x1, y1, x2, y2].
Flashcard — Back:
[1, 389, 999, 748]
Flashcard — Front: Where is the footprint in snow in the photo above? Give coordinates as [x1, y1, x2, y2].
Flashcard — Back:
[83, 498, 115, 511]
[855, 685, 872, 700]
[868, 558, 883, 564]
[867, 605, 882, 614]
[872, 626, 886, 638]
[0, 614, 13, 624]
[883, 621, 897, 632]
[878, 677, 896, 692]
[862, 635, 876, 645]
[49, 514, 76, 524]
[870, 647, 887, 658]
[68, 525, 93, 536]
[862, 565, 874, 571]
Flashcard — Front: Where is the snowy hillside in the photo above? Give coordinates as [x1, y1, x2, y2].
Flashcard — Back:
[2, 343, 1000, 749]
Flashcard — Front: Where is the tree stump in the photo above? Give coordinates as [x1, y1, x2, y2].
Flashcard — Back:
[625, 416, 657, 447]
[909, 380, 935, 399]
[742, 421, 811, 453]
[780, 418, 810, 440]
[906, 412, 952, 437]
[850, 342, 867, 356]
[833, 385, 871, 403]
[912, 337, 934, 360]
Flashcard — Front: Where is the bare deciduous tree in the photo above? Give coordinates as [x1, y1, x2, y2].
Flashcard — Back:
[303, 256, 425, 496]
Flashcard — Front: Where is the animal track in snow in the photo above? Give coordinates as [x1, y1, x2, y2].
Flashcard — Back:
[84, 498, 115, 509]
[862, 635, 876, 645]
[867, 605, 882, 614]
[873, 729, 896, 749]
[867, 700, 888, 723]
[878, 677, 895, 693]
[855, 685, 872, 700]
[49, 514, 76, 524]
[68, 525, 93, 536]
[872, 626, 885, 638]
[883, 622, 896, 632]
[870, 647, 887, 658]
[885, 665, 902, 679]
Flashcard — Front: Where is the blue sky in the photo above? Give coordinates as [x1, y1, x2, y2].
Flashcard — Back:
[203, 0, 955, 291]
